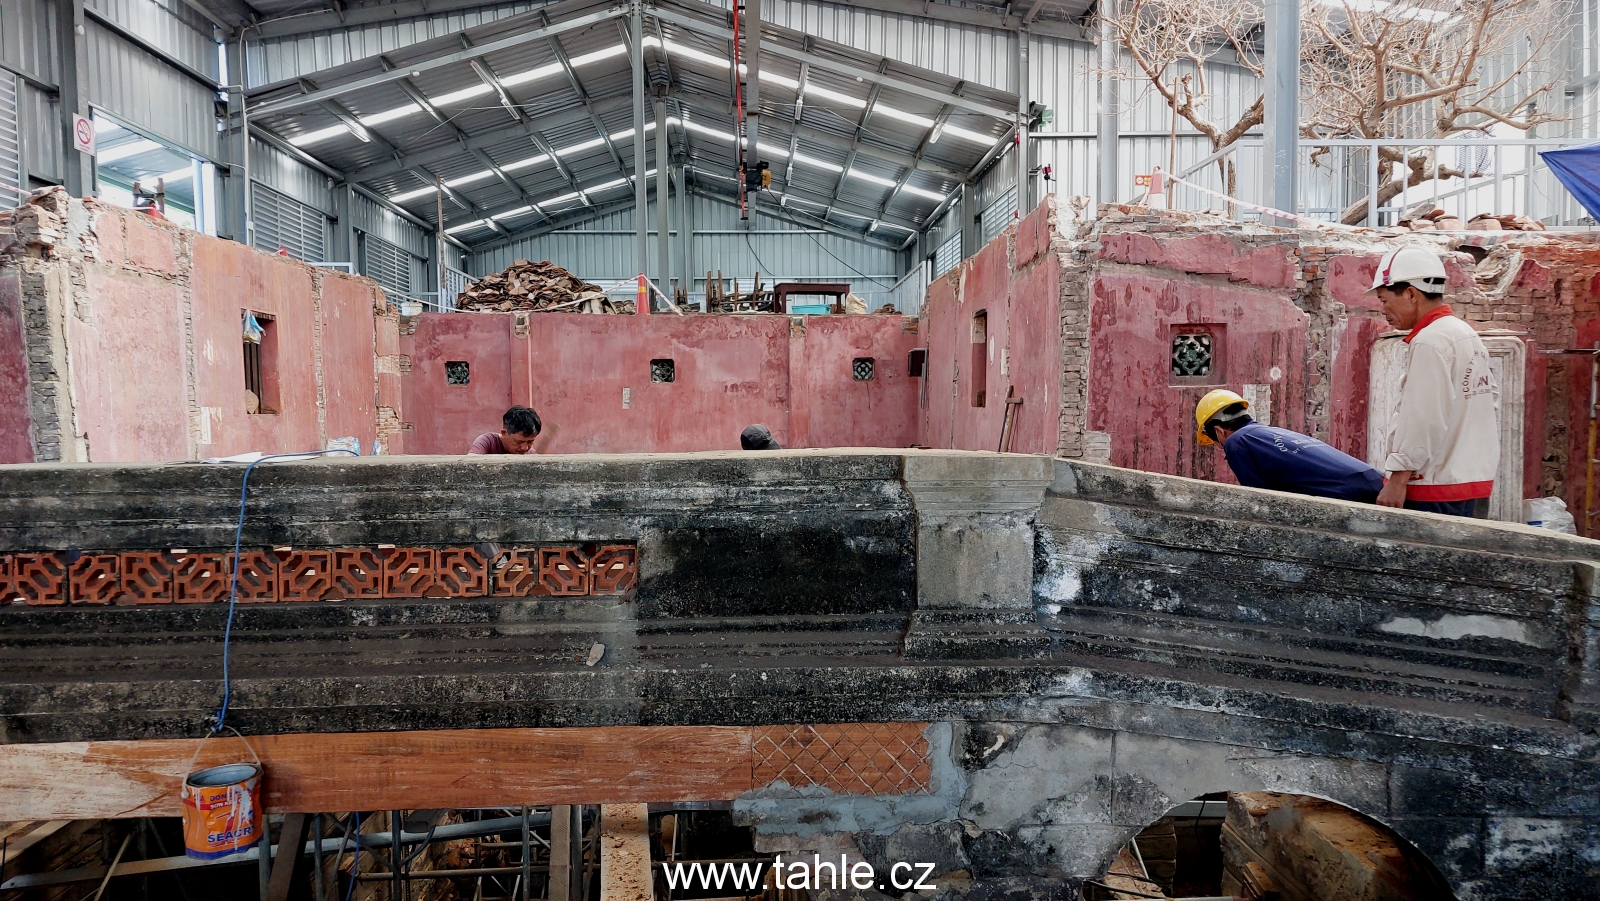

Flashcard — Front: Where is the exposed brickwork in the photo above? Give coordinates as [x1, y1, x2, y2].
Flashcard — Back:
[932, 199, 1599, 511]
[0, 188, 399, 463]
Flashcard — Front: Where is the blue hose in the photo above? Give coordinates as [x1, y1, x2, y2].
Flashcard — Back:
[211, 450, 358, 733]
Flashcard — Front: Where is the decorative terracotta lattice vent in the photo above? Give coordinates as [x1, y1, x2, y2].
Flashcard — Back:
[0, 544, 638, 606]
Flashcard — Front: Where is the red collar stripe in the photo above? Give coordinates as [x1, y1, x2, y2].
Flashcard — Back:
[1404, 305, 1455, 344]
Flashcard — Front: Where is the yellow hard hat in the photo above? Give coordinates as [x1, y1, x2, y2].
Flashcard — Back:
[1195, 389, 1248, 446]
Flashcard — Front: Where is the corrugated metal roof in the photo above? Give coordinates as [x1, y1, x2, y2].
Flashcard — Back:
[242, 0, 1019, 249]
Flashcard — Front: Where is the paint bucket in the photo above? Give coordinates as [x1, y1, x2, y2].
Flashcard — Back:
[399, 300, 424, 317]
[180, 730, 263, 860]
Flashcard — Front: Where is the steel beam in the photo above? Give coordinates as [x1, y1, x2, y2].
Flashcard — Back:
[878, 103, 952, 219]
[249, 0, 1088, 42]
[651, 6, 1016, 120]
[827, 70, 888, 219]
[247, 6, 625, 118]
[345, 99, 630, 185]
[541, 13, 634, 188]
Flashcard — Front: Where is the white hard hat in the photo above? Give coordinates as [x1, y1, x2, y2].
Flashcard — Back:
[1366, 246, 1447, 295]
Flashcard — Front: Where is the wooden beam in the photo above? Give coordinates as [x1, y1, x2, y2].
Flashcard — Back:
[0, 726, 753, 821]
[600, 804, 653, 901]
[265, 813, 310, 901]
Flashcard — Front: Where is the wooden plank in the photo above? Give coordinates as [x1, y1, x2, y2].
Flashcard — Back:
[599, 804, 653, 901]
[265, 813, 309, 901]
[0, 726, 754, 821]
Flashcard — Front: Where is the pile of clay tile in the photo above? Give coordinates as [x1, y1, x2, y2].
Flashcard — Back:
[457, 259, 635, 314]
[1395, 207, 1547, 232]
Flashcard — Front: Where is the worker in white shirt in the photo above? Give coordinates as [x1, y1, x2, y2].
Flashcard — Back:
[1368, 247, 1500, 517]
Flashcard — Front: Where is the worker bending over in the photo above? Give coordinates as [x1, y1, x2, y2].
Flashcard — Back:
[1368, 247, 1499, 517]
[1197, 390, 1385, 503]
[469, 405, 547, 454]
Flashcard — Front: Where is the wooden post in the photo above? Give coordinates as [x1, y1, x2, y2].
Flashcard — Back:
[599, 804, 652, 901]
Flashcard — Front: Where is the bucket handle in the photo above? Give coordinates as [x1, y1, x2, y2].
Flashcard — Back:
[185, 725, 262, 779]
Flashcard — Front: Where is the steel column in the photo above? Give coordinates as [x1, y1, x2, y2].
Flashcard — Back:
[57, 0, 92, 196]
[1096, 0, 1118, 206]
[1263, 0, 1299, 223]
[1016, 28, 1029, 218]
[631, 2, 649, 285]
[656, 97, 671, 293]
[744, 0, 762, 174]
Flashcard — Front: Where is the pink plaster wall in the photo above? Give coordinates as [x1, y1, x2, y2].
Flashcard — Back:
[399, 312, 920, 454]
[189, 234, 324, 457]
[0, 272, 31, 463]
[68, 265, 191, 460]
[1324, 254, 1390, 459]
[915, 201, 1064, 456]
[0, 204, 391, 462]
[1087, 273, 1307, 483]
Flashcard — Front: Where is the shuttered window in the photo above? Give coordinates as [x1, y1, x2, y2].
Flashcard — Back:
[933, 233, 962, 277]
[0, 72, 21, 200]
[979, 187, 1016, 245]
[252, 184, 327, 261]
[360, 232, 417, 302]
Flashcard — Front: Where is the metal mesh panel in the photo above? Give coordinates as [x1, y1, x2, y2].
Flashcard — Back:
[252, 184, 327, 261]
[360, 232, 417, 303]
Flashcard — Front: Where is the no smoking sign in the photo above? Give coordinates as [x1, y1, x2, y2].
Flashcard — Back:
[72, 114, 95, 155]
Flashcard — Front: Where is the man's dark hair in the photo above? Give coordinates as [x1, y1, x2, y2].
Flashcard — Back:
[503, 405, 542, 436]
[1204, 402, 1253, 444]
[740, 424, 781, 450]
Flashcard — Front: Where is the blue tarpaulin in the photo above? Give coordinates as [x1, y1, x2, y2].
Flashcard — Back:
[1540, 142, 1600, 223]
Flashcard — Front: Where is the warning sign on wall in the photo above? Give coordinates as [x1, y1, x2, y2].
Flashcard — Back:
[72, 115, 95, 155]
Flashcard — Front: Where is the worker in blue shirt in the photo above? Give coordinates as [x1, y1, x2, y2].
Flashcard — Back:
[1196, 389, 1385, 503]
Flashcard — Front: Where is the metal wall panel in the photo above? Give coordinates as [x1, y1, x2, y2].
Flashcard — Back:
[20, 81, 59, 185]
[360, 231, 420, 300]
[248, 135, 333, 212]
[350, 189, 432, 258]
[471, 193, 903, 306]
[1, 0, 54, 83]
[86, 20, 219, 159]
[252, 182, 328, 259]
[87, 0, 219, 79]
[249, 1, 538, 86]
[764, 0, 1016, 91]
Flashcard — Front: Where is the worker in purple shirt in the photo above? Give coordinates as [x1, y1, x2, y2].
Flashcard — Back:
[1196, 390, 1384, 503]
[469, 405, 545, 454]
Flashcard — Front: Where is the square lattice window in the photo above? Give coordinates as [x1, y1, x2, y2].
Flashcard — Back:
[853, 358, 875, 381]
[445, 361, 470, 385]
[651, 359, 675, 383]
[1171, 334, 1214, 379]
